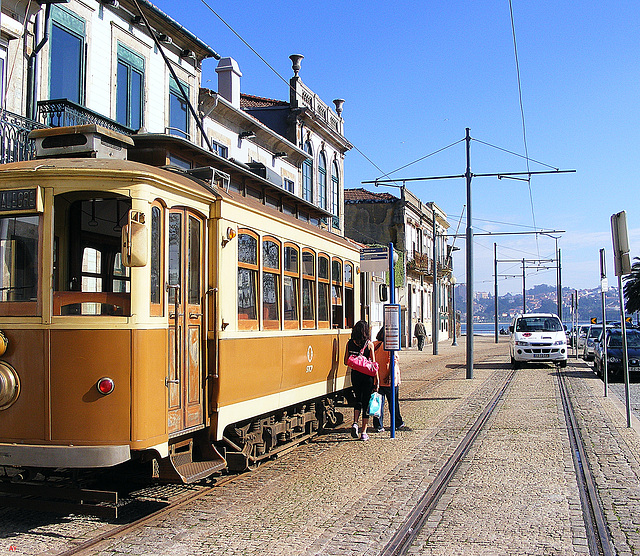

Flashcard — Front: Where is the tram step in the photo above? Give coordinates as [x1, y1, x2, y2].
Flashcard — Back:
[158, 442, 226, 483]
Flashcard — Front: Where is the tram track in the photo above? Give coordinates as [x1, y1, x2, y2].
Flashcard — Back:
[379, 365, 616, 556]
[381, 368, 517, 556]
[557, 369, 615, 556]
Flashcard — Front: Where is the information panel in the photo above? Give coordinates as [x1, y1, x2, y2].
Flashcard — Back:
[384, 304, 401, 351]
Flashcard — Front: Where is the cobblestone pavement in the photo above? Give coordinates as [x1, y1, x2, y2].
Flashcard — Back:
[3, 337, 640, 555]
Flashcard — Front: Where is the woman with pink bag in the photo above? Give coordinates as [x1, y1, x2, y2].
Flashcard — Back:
[344, 320, 379, 441]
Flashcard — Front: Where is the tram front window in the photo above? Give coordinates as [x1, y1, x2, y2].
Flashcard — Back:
[0, 215, 39, 307]
[53, 194, 131, 316]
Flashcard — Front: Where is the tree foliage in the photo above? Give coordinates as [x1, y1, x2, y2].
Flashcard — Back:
[623, 257, 640, 314]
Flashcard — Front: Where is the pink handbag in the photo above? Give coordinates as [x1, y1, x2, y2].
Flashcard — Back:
[347, 345, 379, 376]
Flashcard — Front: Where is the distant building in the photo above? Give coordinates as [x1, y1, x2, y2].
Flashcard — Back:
[344, 187, 451, 347]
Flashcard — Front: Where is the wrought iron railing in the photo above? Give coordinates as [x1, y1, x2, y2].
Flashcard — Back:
[0, 110, 46, 164]
[37, 99, 135, 136]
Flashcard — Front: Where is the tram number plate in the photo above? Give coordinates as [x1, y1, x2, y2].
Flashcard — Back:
[533, 353, 549, 358]
[630, 366, 640, 372]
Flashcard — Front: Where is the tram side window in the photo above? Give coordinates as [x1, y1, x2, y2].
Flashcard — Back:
[53, 195, 131, 316]
[150, 204, 163, 315]
[0, 215, 39, 312]
[237, 231, 258, 330]
[318, 254, 330, 329]
[344, 262, 354, 328]
[331, 258, 343, 328]
[302, 249, 316, 329]
[283, 244, 299, 329]
[263, 237, 281, 330]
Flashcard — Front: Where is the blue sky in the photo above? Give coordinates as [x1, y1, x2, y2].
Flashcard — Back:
[151, 0, 640, 295]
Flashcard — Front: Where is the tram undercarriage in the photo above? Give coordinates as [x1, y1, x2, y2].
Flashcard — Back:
[221, 394, 346, 472]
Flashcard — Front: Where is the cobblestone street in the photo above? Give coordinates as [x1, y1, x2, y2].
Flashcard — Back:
[3, 336, 640, 555]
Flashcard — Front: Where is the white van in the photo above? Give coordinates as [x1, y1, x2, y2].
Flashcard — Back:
[509, 313, 568, 369]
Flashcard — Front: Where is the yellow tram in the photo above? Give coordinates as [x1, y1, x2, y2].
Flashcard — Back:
[0, 125, 360, 482]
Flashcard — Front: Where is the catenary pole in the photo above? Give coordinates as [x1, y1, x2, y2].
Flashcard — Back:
[494, 243, 499, 343]
[363, 129, 574, 380]
[432, 204, 438, 355]
[465, 128, 474, 379]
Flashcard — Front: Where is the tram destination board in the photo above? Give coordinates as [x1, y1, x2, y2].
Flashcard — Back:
[0, 188, 41, 213]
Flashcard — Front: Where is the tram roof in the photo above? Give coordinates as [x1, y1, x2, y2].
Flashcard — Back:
[0, 157, 220, 200]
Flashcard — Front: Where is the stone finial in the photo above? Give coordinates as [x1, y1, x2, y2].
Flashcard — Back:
[333, 99, 345, 117]
[290, 54, 304, 77]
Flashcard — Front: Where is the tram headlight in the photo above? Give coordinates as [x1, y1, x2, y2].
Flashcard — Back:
[0, 362, 20, 410]
[0, 331, 8, 356]
[96, 377, 115, 395]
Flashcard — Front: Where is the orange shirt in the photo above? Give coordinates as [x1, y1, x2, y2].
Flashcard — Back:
[373, 341, 400, 387]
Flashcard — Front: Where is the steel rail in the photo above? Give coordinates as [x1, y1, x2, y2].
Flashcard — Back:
[381, 369, 516, 556]
[557, 370, 615, 556]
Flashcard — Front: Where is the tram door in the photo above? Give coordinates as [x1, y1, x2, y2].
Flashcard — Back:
[167, 209, 205, 434]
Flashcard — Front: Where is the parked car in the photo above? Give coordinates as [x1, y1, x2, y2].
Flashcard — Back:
[576, 325, 590, 352]
[593, 327, 640, 381]
[583, 324, 604, 360]
[509, 313, 568, 369]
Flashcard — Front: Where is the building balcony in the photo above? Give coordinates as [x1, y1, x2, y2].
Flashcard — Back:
[37, 99, 136, 136]
[0, 109, 47, 164]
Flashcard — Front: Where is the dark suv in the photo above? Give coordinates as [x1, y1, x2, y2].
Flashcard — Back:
[593, 327, 640, 381]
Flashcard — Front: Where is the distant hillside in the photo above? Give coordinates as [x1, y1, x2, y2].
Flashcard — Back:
[454, 283, 627, 323]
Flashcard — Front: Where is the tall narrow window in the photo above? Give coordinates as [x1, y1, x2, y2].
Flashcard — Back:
[318, 152, 327, 210]
[302, 141, 313, 203]
[284, 244, 300, 329]
[331, 258, 343, 328]
[302, 249, 316, 329]
[169, 77, 189, 139]
[331, 161, 340, 230]
[188, 216, 201, 305]
[116, 44, 144, 130]
[344, 262, 354, 328]
[150, 203, 163, 314]
[262, 237, 281, 330]
[50, 6, 85, 104]
[318, 254, 330, 329]
[237, 230, 258, 330]
[0, 43, 6, 110]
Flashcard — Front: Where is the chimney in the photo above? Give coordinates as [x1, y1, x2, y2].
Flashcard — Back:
[216, 57, 242, 108]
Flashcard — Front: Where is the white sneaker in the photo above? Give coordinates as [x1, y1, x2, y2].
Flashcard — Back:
[350, 423, 359, 439]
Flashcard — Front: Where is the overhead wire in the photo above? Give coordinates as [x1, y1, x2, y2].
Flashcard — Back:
[508, 0, 539, 255]
[197, 0, 400, 186]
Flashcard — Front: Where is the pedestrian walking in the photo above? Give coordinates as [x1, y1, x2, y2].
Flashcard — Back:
[344, 320, 378, 441]
[414, 318, 427, 351]
[372, 328, 405, 432]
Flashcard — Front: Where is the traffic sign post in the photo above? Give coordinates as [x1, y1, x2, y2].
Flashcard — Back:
[611, 211, 632, 428]
[387, 243, 399, 439]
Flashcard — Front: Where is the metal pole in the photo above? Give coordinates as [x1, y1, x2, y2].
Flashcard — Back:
[557, 242, 562, 319]
[451, 278, 458, 346]
[432, 204, 439, 355]
[600, 248, 608, 397]
[389, 242, 396, 439]
[617, 274, 631, 427]
[494, 243, 499, 343]
[522, 258, 526, 313]
[465, 128, 474, 379]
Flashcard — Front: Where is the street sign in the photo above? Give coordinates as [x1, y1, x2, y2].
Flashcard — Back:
[384, 304, 401, 351]
[611, 211, 632, 276]
[360, 247, 389, 273]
